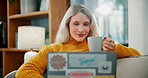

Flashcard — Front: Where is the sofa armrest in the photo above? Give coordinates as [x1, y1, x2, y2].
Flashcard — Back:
[117, 55, 148, 78]
[4, 70, 17, 78]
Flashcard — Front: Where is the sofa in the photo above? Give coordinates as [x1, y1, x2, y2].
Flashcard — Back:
[4, 54, 148, 78]
[116, 55, 148, 78]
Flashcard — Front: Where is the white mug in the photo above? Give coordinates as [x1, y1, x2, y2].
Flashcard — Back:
[87, 36, 102, 52]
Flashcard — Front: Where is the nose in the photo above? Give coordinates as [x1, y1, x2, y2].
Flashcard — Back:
[78, 26, 84, 32]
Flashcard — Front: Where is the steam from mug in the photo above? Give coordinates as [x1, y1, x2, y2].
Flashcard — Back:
[87, 36, 102, 52]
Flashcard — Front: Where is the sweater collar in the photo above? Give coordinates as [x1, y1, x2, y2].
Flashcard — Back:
[66, 39, 87, 45]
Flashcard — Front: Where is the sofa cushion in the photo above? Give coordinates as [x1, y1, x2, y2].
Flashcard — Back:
[117, 56, 148, 78]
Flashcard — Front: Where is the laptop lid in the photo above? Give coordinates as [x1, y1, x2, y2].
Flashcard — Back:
[47, 52, 117, 78]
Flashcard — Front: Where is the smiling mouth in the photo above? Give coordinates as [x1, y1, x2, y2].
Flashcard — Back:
[77, 34, 85, 37]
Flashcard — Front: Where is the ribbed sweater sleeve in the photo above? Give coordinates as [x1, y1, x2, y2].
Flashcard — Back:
[15, 45, 54, 78]
[112, 44, 141, 58]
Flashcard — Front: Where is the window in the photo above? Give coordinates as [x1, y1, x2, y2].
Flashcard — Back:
[70, 0, 128, 46]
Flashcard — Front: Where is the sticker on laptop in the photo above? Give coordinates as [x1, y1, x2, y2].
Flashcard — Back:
[98, 61, 112, 73]
[66, 69, 96, 77]
[68, 54, 106, 67]
[48, 53, 67, 71]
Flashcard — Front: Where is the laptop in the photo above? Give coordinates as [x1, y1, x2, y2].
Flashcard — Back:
[47, 52, 117, 78]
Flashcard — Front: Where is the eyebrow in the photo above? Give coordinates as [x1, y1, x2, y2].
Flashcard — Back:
[72, 20, 90, 23]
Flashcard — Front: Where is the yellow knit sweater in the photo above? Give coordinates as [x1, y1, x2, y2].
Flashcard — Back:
[15, 40, 141, 78]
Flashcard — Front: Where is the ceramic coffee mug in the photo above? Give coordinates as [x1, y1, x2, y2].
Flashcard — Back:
[87, 36, 102, 52]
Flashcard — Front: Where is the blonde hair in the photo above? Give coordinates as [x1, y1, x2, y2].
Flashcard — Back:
[55, 4, 100, 43]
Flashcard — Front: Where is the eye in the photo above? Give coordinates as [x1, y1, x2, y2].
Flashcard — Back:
[74, 23, 79, 25]
[73, 22, 79, 26]
[84, 23, 90, 26]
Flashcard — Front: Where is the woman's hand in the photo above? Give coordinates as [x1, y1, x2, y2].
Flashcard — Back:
[103, 36, 115, 51]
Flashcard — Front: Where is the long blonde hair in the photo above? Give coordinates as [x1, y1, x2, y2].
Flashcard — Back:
[55, 4, 100, 43]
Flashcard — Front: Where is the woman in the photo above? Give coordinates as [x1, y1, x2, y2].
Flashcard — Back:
[16, 4, 141, 78]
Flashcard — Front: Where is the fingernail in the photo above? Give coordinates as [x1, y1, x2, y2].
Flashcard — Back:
[104, 36, 107, 39]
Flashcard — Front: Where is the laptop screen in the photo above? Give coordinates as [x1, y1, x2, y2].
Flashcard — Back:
[47, 52, 117, 78]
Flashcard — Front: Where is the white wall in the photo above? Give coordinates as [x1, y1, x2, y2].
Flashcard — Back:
[128, 0, 148, 55]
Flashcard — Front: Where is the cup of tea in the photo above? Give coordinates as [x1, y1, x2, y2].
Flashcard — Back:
[87, 36, 102, 52]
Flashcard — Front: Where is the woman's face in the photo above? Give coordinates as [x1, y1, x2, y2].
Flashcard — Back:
[69, 12, 91, 42]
